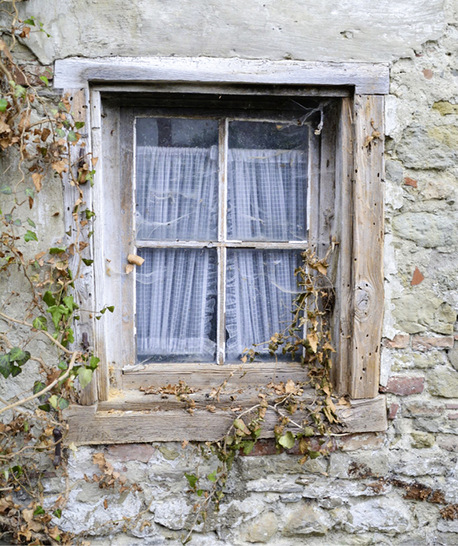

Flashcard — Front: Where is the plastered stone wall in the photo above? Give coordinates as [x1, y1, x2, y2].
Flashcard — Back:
[1, 0, 457, 544]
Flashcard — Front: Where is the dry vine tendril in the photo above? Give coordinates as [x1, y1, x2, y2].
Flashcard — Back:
[181, 247, 341, 544]
[0, 3, 110, 543]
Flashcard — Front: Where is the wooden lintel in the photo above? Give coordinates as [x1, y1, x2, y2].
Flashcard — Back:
[54, 57, 389, 95]
[65, 395, 386, 445]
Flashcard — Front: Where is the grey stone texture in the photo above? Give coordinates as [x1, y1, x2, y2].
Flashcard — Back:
[1, 0, 458, 544]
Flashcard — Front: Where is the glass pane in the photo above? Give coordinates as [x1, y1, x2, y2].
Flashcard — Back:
[227, 121, 308, 241]
[226, 249, 302, 362]
[135, 118, 219, 241]
[136, 248, 217, 363]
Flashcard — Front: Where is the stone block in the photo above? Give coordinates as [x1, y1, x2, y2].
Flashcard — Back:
[153, 498, 191, 531]
[392, 290, 456, 335]
[448, 345, 458, 371]
[428, 367, 458, 398]
[243, 511, 278, 543]
[410, 431, 435, 448]
[107, 444, 155, 464]
[282, 504, 330, 536]
[390, 449, 449, 476]
[345, 497, 411, 534]
[404, 401, 443, 417]
[412, 335, 454, 351]
[328, 451, 389, 479]
[380, 375, 424, 395]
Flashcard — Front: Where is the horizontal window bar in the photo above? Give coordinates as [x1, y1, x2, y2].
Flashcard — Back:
[136, 240, 308, 250]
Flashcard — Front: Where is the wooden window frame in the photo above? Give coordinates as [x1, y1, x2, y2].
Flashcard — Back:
[54, 57, 388, 444]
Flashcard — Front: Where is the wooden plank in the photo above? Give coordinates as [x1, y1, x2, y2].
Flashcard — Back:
[98, 386, 317, 412]
[349, 95, 384, 399]
[331, 98, 354, 396]
[65, 395, 386, 445]
[93, 83, 351, 98]
[122, 361, 310, 390]
[54, 57, 389, 95]
[63, 88, 98, 405]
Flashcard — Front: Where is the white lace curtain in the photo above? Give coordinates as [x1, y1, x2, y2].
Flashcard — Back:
[135, 146, 307, 362]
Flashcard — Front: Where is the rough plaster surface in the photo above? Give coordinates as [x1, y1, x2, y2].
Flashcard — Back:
[6, 0, 448, 65]
[1, 0, 458, 544]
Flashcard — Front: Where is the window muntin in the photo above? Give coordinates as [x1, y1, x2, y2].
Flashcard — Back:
[133, 105, 312, 365]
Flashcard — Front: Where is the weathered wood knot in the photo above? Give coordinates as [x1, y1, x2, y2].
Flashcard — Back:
[355, 281, 374, 321]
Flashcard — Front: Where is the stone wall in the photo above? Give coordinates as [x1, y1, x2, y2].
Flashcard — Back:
[1, 0, 457, 544]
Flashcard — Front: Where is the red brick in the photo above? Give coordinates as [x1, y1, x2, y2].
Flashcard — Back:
[446, 404, 458, 410]
[448, 413, 458, 420]
[404, 177, 418, 188]
[411, 267, 424, 286]
[388, 403, 400, 420]
[380, 376, 424, 396]
[412, 335, 454, 351]
[383, 334, 410, 349]
[423, 68, 433, 79]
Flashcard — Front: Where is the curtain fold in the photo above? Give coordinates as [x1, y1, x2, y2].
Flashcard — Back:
[135, 145, 306, 363]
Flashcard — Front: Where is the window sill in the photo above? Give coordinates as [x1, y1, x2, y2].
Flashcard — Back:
[64, 362, 387, 445]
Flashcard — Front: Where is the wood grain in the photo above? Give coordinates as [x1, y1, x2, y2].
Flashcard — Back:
[349, 95, 384, 399]
[54, 57, 389, 95]
[65, 394, 386, 445]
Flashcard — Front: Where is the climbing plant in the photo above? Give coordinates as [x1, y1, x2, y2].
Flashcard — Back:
[0, 3, 106, 543]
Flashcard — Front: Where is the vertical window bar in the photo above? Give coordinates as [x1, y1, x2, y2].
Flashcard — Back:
[217, 119, 228, 365]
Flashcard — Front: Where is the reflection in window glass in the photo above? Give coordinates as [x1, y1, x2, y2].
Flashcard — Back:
[227, 121, 308, 241]
[136, 248, 217, 363]
[135, 118, 219, 240]
[226, 249, 302, 362]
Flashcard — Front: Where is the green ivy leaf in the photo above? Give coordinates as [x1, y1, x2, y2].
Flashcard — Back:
[242, 440, 255, 455]
[0, 185, 12, 195]
[58, 361, 68, 371]
[43, 291, 56, 307]
[84, 209, 95, 220]
[89, 356, 100, 370]
[10, 365, 22, 377]
[53, 509, 62, 519]
[309, 451, 321, 459]
[78, 367, 93, 389]
[49, 247, 66, 254]
[0, 354, 11, 378]
[58, 397, 69, 410]
[9, 347, 26, 362]
[38, 403, 51, 412]
[207, 471, 217, 483]
[82, 258, 93, 266]
[27, 218, 36, 228]
[33, 506, 45, 516]
[39, 75, 49, 86]
[23, 17, 36, 26]
[67, 131, 78, 142]
[278, 431, 296, 450]
[24, 230, 38, 242]
[33, 316, 47, 331]
[184, 473, 198, 489]
[33, 381, 46, 395]
[75, 121, 85, 130]
[0, 98, 8, 112]
[48, 395, 58, 409]
[25, 187, 34, 199]
[62, 295, 78, 311]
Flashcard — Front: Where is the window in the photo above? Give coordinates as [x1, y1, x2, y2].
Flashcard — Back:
[55, 58, 388, 444]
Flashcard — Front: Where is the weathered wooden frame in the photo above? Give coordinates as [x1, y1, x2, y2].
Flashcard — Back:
[54, 57, 387, 444]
